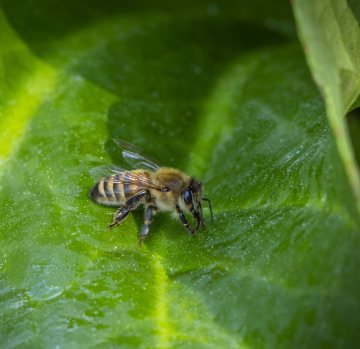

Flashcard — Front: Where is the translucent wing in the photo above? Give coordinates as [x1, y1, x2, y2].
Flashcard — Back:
[90, 164, 125, 182]
[113, 139, 163, 170]
[90, 164, 164, 191]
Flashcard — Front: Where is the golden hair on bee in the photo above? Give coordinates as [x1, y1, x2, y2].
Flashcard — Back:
[90, 139, 213, 247]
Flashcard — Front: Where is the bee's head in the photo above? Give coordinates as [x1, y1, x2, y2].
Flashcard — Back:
[181, 178, 207, 231]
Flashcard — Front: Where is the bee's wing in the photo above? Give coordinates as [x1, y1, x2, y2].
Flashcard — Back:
[90, 164, 125, 182]
[114, 139, 163, 170]
[90, 164, 164, 191]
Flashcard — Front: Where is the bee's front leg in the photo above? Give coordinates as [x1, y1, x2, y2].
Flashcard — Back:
[137, 205, 157, 247]
[176, 205, 196, 234]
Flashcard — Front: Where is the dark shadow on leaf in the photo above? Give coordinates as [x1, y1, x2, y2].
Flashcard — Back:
[347, 0, 360, 25]
[102, 18, 288, 168]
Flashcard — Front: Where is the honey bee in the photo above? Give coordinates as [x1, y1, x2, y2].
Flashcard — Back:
[90, 139, 213, 247]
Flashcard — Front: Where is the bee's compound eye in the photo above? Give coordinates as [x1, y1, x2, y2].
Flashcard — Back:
[182, 188, 193, 205]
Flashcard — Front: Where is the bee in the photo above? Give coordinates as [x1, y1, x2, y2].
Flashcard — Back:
[90, 139, 213, 247]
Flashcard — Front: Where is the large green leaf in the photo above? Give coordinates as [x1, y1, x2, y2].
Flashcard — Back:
[1, 1, 359, 348]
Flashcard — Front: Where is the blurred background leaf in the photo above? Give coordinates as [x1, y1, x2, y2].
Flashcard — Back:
[292, 0, 360, 210]
[0, 1, 359, 348]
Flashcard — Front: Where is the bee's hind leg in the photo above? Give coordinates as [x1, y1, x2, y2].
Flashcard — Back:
[108, 191, 147, 229]
[137, 205, 156, 247]
[108, 206, 130, 229]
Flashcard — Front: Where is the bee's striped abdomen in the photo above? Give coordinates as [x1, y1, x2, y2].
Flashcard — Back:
[90, 170, 150, 207]
[91, 174, 126, 206]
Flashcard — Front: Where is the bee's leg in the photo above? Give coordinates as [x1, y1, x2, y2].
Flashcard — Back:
[108, 191, 147, 229]
[176, 205, 196, 234]
[137, 205, 156, 247]
[108, 206, 130, 229]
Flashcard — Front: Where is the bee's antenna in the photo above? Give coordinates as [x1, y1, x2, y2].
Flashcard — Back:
[201, 198, 213, 223]
[198, 201, 204, 231]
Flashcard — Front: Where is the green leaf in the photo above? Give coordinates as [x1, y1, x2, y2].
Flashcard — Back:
[291, 0, 360, 211]
[0, 1, 359, 348]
